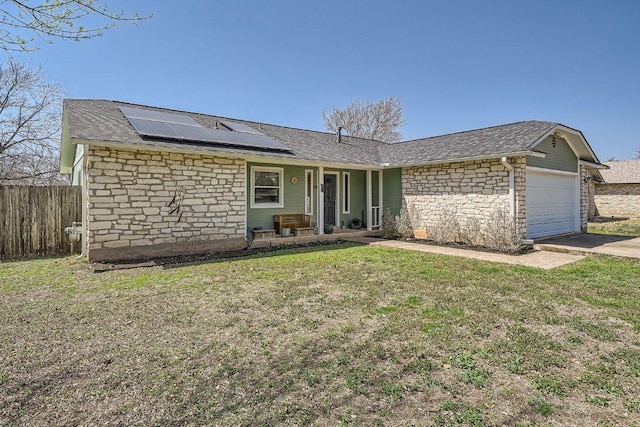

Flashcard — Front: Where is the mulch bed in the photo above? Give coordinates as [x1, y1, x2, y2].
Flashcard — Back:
[385, 236, 535, 256]
[91, 236, 532, 272]
[90, 239, 357, 272]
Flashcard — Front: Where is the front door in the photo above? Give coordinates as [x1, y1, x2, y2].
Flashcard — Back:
[324, 174, 336, 225]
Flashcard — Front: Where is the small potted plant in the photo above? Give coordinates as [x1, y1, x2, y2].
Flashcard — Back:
[323, 224, 334, 234]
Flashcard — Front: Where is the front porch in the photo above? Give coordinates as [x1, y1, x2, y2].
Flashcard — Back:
[316, 167, 386, 234]
[246, 162, 402, 237]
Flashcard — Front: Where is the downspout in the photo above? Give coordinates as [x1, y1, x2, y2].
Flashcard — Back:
[366, 170, 372, 231]
[244, 160, 249, 247]
[318, 166, 324, 235]
[501, 157, 515, 220]
[76, 144, 88, 260]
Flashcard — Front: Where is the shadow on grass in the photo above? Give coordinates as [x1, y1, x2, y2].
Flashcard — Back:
[537, 233, 637, 249]
[590, 216, 630, 223]
[92, 240, 368, 272]
[0, 253, 76, 264]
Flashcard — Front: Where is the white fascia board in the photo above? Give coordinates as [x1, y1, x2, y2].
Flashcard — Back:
[526, 165, 579, 176]
[579, 160, 609, 170]
[556, 124, 601, 163]
[527, 126, 558, 151]
[59, 113, 75, 174]
[528, 151, 547, 158]
[530, 124, 602, 165]
[388, 151, 535, 169]
[243, 157, 381, 170]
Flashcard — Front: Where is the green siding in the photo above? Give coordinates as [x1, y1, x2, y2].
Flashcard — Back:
[383, 168, 402, 216]
[247, 164, 384, 231]
[247, 162, 318, 231]
[527, 135, 577, 172]
[335, 169, 367, 228]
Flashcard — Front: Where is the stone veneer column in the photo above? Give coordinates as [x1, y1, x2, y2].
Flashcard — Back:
[580, 165, 589, 232]
[511, 157, 527, 238]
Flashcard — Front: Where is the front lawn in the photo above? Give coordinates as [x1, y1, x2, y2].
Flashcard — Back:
[589, 217, 640, 237]
[1, 245, 639, 426]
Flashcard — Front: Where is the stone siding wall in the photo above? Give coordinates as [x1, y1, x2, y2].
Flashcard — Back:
[594, 183, 640, 217]
[402, 157, 527, 237]
[580, 166, 589, 231]
[86, 146, 246, 261]
[588, 179, 597, 220]
[513, 157, 527, 234]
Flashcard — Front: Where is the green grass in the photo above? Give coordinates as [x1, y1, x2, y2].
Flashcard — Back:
[589, 217, 640, 236]
[528, 395, 555, 417]
[1, 244, 639, 426]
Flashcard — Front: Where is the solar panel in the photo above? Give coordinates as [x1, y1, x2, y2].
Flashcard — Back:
[172, 123, 218, 142]
[119, 106, 163, 121]
[207, 128, 235, 143]
[157, 111, 200, 126]
[245, 133, 292, 151]
[119, 105, 291, 152]
[208, 129, 270, 149]
[209, 129, 291, 152]
[218, 120, 262, 134]
[119, 106, 200, 126]
[128, 118, 182, 139]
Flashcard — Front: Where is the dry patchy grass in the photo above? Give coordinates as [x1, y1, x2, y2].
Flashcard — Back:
[1, 244, 639, 426]
[589, 217, 640, 237]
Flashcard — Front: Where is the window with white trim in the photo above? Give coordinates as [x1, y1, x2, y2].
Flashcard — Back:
[251, 166, 284, 208]
[342, 171, 350, 214]
[305, 170, 313, 215]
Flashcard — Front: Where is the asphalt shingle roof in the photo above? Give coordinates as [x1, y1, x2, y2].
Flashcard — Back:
[601, 159, 640, 183]
[64, 99, 383, 166]
[380, 120, 557, 166]
[62, 99, 583, 168]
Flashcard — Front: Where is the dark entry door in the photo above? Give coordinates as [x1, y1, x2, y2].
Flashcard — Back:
[324, 174, 336, 225]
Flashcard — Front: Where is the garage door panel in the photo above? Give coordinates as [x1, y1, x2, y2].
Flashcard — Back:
[526, 170, 578, 238]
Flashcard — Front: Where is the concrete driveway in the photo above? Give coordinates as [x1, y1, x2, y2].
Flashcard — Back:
[535, 233, 640, 259]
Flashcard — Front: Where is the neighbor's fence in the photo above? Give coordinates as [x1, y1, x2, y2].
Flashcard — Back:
[0, 185, 82, 258]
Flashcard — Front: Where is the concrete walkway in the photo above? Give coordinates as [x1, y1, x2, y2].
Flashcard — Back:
[346, 237, 584, 269]
[535, 233, 640, 259]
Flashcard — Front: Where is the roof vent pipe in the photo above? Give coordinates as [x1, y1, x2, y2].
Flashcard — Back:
[337, 126, 342, 143]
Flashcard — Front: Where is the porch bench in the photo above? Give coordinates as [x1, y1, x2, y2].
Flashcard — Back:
[273, 214, 310, 235]
[293, 227, 315, 237]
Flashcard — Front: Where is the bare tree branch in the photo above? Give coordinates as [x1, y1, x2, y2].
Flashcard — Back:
[0, 0, 152, 51]
[0, 56, 67, 185]
[322, 96, 406, 143]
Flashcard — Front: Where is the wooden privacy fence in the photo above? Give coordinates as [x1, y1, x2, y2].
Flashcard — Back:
[0, 185, 82, 258]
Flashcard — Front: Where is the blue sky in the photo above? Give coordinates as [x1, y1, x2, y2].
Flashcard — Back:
[18, 0, 640, 160]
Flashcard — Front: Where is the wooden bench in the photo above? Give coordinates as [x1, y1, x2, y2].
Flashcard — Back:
[273, 214, 310, 235]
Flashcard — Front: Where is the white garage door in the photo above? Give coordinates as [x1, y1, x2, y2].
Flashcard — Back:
[526, 169, 579, 238]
